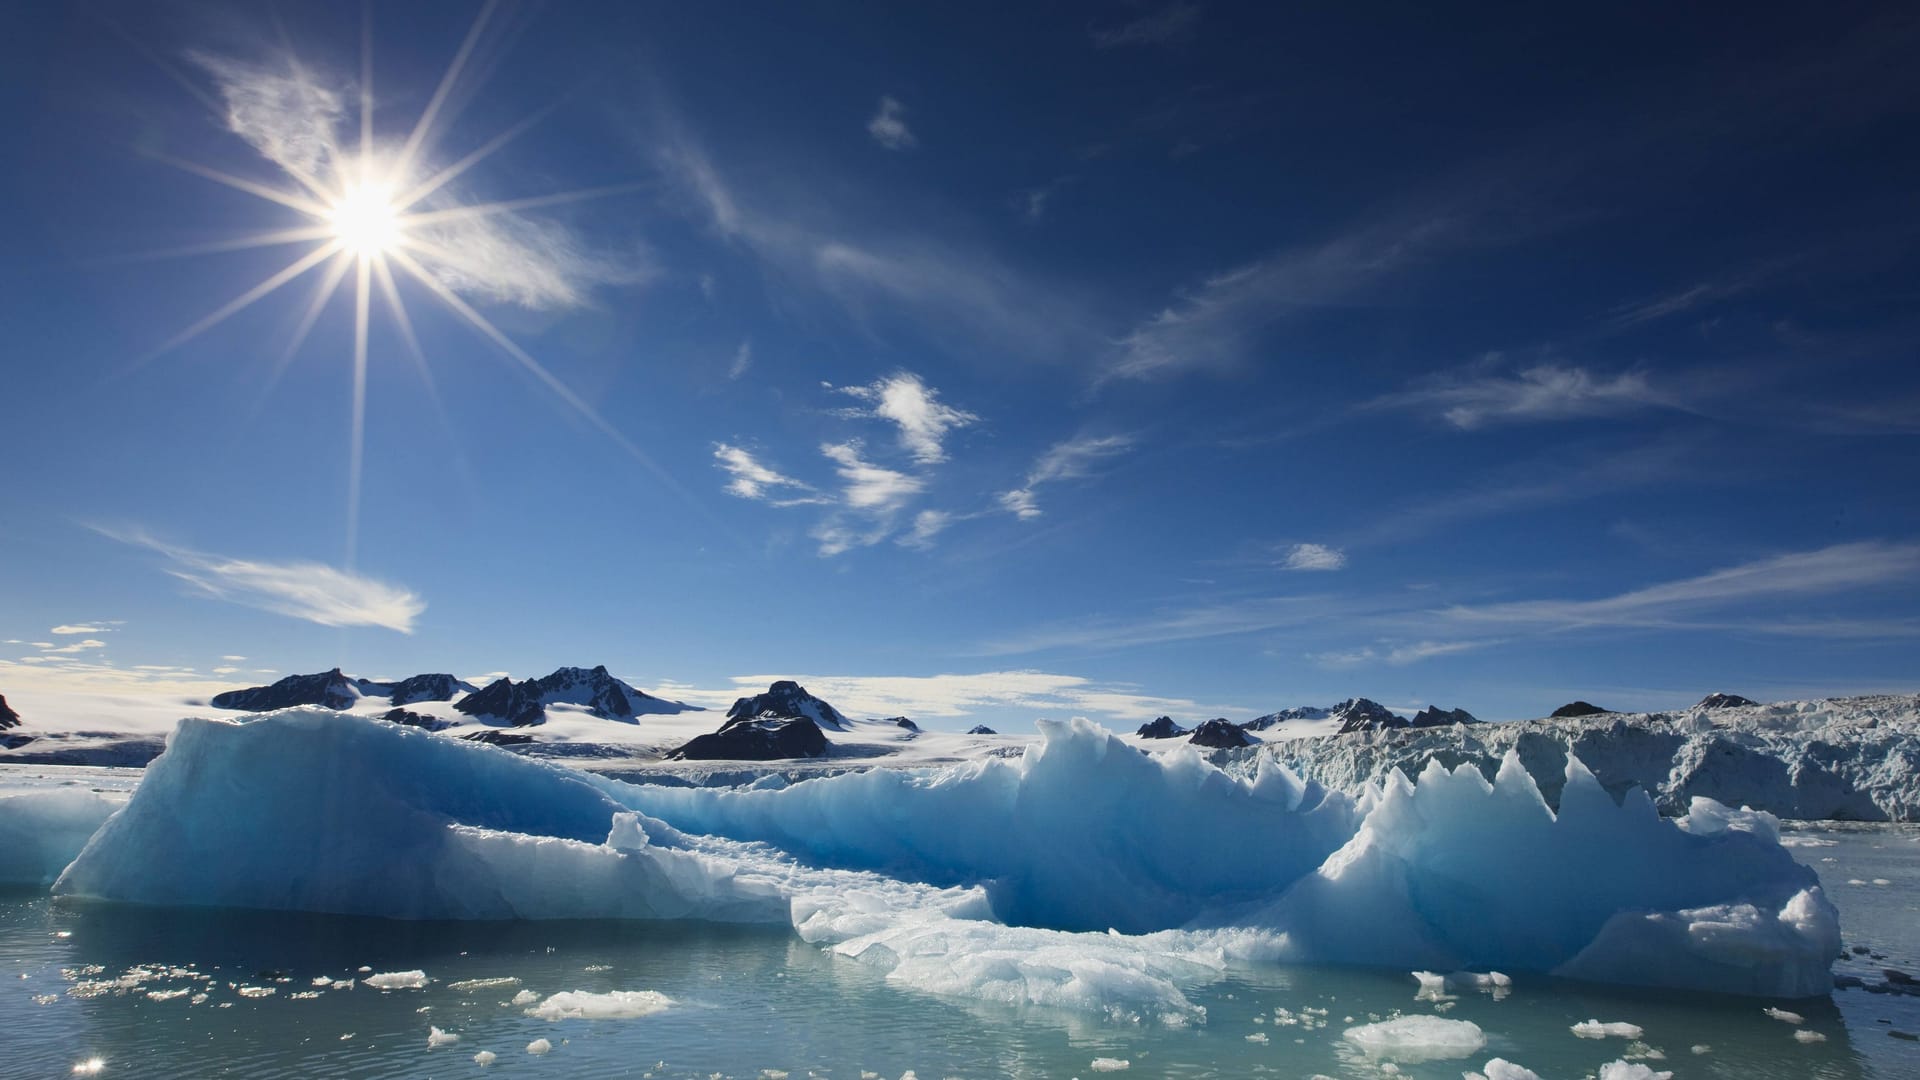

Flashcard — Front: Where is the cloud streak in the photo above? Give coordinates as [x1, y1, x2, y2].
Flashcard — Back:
[1371, 364, 1674, 429]
[866, 96, 917, 150]
[100, 528, 425, 633]
[1000, 434, 1134, 520]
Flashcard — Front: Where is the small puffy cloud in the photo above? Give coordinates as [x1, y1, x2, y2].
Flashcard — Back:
[40, 639, 107, 655]
[99, 528, 424, 633]
[867, 95, 917, 150]
[222, 655, 247, 662]
[1280, 543, 1347, 571]
[1091, 2, 1201, 49]
[839, 372, 978, 465]
[820, 441, 924, 512]
[713, 443, 821, 503]
[1000, 434, 1134, 520]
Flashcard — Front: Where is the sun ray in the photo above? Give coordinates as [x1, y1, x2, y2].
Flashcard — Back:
[151, 154, 332, 218]
[392, 101, 560, 213]
[265, 11, 353, 206]
[138, 241, 343, 368]
[393, 0, 499, 183]
[247, 249, 355, 417]
[396, 182, 654, 229]
[372, 255, 483, 502]
[95, 225, 338, 265]
[346, 255, 372, 569]
[386, 246, 678, 489]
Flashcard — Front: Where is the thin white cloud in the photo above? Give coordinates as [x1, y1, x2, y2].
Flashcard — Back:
[1091, 2, 1202, 49]
[1439, 541, 1920, 631]
[189, 49, 637, 311]
[1281, 543, 1347, 571]
[898, 509, 953, 550]
[712, 443, 822, 504]
[50, 624, 113, 635]
[838, 372, 978, 465]
[728, 340, 753, 380]
[99, 527, 425, 633]
[867, 96, 917, 150]
[689, 669, 1244, 726]
[1000, 434, 1135, 520]
[222, 654, 247, 662]
[1374, 364, 1672, 429]
[820, 441, 924, 512]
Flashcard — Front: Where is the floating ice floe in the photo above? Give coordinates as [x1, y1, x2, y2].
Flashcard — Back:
[524, 989, 674, 1020]
[1342, 1016, 1486, 1062]
[40, 708, 1845, 1024]
[364, 970, 428, 990]
[1572, 1020, 1644, 1039]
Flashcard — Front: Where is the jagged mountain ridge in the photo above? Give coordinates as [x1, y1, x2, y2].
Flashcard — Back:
[209, 665, 698, 727]
[724, 680, 850, 731]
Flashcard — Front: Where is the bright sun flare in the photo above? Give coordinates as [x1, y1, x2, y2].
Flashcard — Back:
[327, 182, 403, 257]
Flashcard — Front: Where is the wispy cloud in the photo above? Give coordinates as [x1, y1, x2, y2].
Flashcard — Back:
[727, 340, 752, 380]
[99, 527, 425, 633]
[1372, 364, 1674, 429]
[1091, 3, 1201, 49]
[1437, 541, 1920, 633]
[1000, 434, 1135, 520]
[1280, 543, 1346, 571]
[50, 624, 115, 635]
[675, 668, 1245, 726]
[899, 509, 953, 550]
[867, 95, 917, 150]
[1312, 639, 1489, 669]
[836, 372, 978, 465]
[39, 639, 107, 655]
[712, 443, 823, 504]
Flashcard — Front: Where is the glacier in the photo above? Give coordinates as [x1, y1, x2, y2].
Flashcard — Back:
[38, 707, 1841, 1021]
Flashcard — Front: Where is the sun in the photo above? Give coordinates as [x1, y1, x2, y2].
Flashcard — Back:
[327, 181, 403, 258]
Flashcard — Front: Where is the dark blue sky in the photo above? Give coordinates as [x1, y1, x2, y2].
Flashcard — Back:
[2, 2, 1916, 726]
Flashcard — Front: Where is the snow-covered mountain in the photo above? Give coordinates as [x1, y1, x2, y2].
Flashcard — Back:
[1247, 693, 1920, 822]
[724, 680, 850, 732]
[1136, 716, 1189, 739]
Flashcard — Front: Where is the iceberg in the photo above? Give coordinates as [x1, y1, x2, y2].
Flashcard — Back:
[0, 790, 119, 887]
[41, 708, 1840, 1019]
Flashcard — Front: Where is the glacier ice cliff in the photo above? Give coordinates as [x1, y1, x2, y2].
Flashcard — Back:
[40, 708, 1840, 1016]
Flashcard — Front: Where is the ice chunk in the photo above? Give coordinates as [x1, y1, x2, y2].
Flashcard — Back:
[1089, 1059, 1129, 1071]
[1341, 1016, 1486, 1062]
[1762, 1006, 1803, 1023]
[473, 1050, 497, 1065]
[1464, 1060, 1541, 1080]
[526, 1038, 552, 1055]
[1572, 1020, 1644, 1038]
[426, 1026, 459, 1048]
[365, 970, 428, 990]
[0, 790, 118, 886]
[524, 989, 675, 1020]
[1597, 1062, 1671, 1080]
[447, 977, 519, 992]
[511, 989, 539, 1005]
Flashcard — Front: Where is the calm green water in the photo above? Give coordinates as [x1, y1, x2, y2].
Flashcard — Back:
[3, 825, 1917, 1079]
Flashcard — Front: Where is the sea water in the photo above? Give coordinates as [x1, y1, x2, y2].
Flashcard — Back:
[3, 822, 1916, 1079]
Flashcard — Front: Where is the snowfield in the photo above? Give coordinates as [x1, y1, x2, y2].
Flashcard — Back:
[28, 707, 1842, 1016]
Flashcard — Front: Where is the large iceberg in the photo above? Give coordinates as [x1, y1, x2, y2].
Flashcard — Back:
[45, 708, 1839, 1017]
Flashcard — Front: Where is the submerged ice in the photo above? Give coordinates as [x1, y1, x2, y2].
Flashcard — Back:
[43, 708, 1841, 1019]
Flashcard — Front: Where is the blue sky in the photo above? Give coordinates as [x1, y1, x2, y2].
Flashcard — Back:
[3, 2, 1917, 728]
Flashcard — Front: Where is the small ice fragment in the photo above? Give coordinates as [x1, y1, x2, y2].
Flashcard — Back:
[1764, 1007, 1803, 1024]
[525, 989, 675, 1021]
[366, 970, 428, 990]
[1412, 971, 1450, 1001]
[311, 976, 331, 987]
[1245, 1032, 1268, 1043]
[511, 989, 539, 1006]
[760, 1072, 788, 1079]
[1572, 1019, 1644, 1039]
[427, 1026, 460, 1048]
[1794, 1030, 1827, 1044]
[1342, 1017, 1486, 1062]
[1090, 1059, 1130, 1072]
[474, 1050, 497, 1066]
[1463, 1061, 1541, 1080]
[1690, 1045, 1711, 1054]
[1597, 1062, 1671, 1080]
[448, 977, 521, 992]
[527, 1039, 552, 1055]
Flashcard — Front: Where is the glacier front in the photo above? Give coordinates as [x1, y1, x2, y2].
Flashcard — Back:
[44, 708, 1840, 1017]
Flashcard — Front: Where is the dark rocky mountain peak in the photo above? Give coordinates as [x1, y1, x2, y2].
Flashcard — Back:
[1551, 701, 1613, 718]
[211, 669, 359, 712]
[532, 665, 654, 720]
[380, 708, 450, 731]
[1697, 692, 1759, 710]
[382, 673, 475, 706]
[1243, 705, 1332, 731]
[1332, 698, 1404, 734]
[1409, 706, 1479, 728]
[460, 729, 535, 746]
[1189, 718, 1254, 748]
[0, 693, 19, 731]
[1136, 715, 1189, 739]
[454, 677, 547, 727]
[725, 680, 850, 731]
[880, 716, 920, 732]
[669, 716, 828, 761]
[966, 724, 997, 735]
